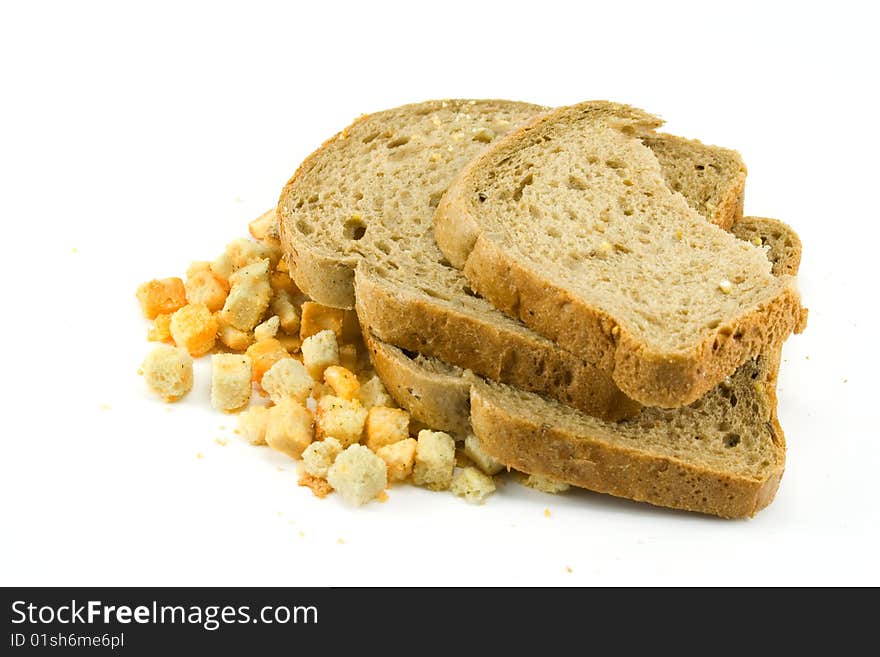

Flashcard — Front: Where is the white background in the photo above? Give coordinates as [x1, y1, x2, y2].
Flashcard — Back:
[1, 0, 878, 586]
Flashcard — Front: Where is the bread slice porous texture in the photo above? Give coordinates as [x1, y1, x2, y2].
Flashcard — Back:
[279, 100, 754, 420]
[364, 217, 802, 518]
[435, 100, 804, 408]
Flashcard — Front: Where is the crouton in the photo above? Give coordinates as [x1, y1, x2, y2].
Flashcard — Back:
[324, 366, 360, 401]
[210, 354, 252, 412]
[277, 334, 302, 353]
[463, 434, 504, 476]
[147, 313, 173, 343]
[211, 252, 235, 281]
[136, 278, 187, 319]
[265, 399, 313, 459]
[141, 345, 193, 402]
[221, 259, 272, 331]
[376, 438, 417, 483]
[364, 407, 410, 451]
[327, 444, 387, 506]
[301, 437, 343, 478]
[271, 290, 300, 334]
[314, 395, 367, 447]
[254, 315, 280, 342]
[356, 376, 395, 408]
[261, 358, 314, 403]
[413, 430, 455, 491]
[301, 329, 339, 379]
[270, 270, 297, 294]
[300, 302, 345, 340]
[451, 467, 496, 504]
[185, 267, 229, 312]
[218, 321, 253, 351]
[245, 338, 289, 383]
[237, 405, 270, 445]
[225, 237, 281, 271]
[170, 303, 218, 357]
[248, 209, 278, 242]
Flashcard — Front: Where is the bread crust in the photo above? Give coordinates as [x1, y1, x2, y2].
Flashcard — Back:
[463, 231, 803, 407]
[435, 101, 805, 407]
[355, 266, 640, 421]
[468, 377, 785, 519]
[362, 217, 801, 518]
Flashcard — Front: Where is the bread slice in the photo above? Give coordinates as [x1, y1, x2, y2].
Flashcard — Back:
[279, 100, 749, 421]
[363, 217, 800, 518]
[435, 101, 805, 408]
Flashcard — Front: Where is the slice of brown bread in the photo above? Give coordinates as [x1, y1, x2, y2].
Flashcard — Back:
[279, 100, 749, 421]
[363, 217, 801, 518]
[435, 101, 805, 408]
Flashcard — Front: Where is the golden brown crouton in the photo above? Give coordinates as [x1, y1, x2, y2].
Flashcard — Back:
[170, 303, 218, 357]
[136, 278, 187, 319]
[300, 302, 345, 340]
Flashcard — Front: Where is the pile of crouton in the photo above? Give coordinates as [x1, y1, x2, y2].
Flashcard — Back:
[135, 211, 524, 506]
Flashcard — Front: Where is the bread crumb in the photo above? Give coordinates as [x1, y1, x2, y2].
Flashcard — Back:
[566, 566, 573, 573]
[196, 452, 203, 459]
[298, 531, 305, 538]
[337, 538, 345, 545]
[100, 404, 111, 411]
[718, 279, 732, 294]
[214, 436, 228, 446]
[298, 471, 333, 498]
[544, 508, 552, 518]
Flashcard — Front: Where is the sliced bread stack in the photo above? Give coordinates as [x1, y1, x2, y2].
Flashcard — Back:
[278, 99, 806, 518]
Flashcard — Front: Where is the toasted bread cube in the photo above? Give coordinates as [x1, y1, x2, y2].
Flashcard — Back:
[218, 321, 253, 351]
[301, 437, 343, 478]
[248, 209, 278, 241]
[270, 270, 297, 294]
[463, 434, 504, 475]
[261, 358, 314, 403]
[141, 345, 193, 402]
[522, 474, 570, 494]
[271, 290, 300, 334]
[357, 376, 395, 408]
[210, 354, 252, 412]
[451, 467, 496, 504]
[338, 343, 358, 372]
[245, 338, 289, 384]
[364, 407, 410, 451]
[211, 252, 235, 281]
[170, 303, 218, 357]
[314, 395, 367, 447]
[237, 405, 270, 445]
[254, 315, 280, 342]
[277, 333, 302, 353]
[300, 302, 345, 340]
[265, 399, 313, 459]
[413, 430, 455, 491]
[221, 259, 272, 331]
[310, 382, 333, 401]
[225, 237, 282, 271]
[136, 278, 187, 319]
[324, 366, 360, 401]
[327, 444, 387, 506]
[185, 267, 229, 312]
[147, 313, 173, 343]
[376, 438, 417, 483]
[301, 329, 339, 380]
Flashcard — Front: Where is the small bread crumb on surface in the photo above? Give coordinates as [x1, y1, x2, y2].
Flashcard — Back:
[298, 471, 334, 498]
[544, 508, 552, 518]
